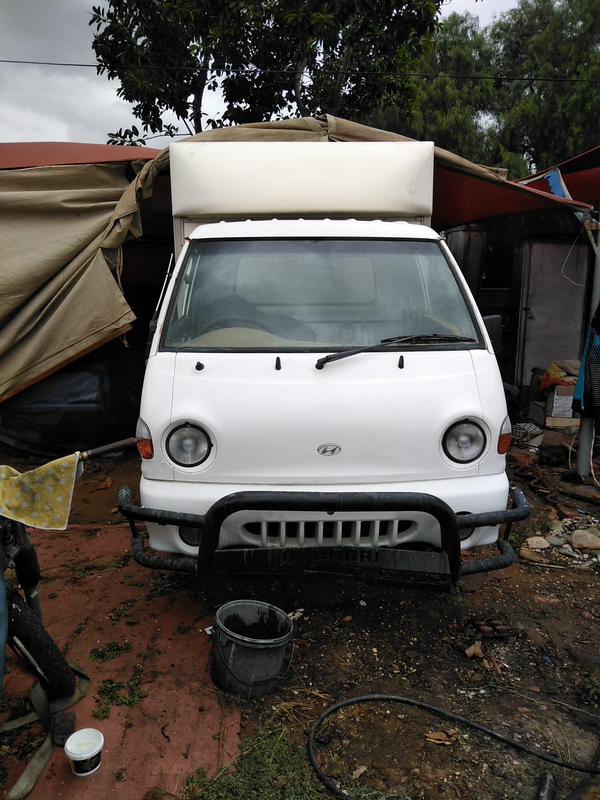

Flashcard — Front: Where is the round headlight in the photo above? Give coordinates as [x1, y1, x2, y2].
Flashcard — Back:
[443, 421, 486, 463]
[166, 424, 211, 467]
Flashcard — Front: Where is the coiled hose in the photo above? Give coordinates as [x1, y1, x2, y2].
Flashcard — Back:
[307, 694, 600, 798]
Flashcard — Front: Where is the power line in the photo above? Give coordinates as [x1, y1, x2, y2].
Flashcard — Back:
[1, 58, 599, 84]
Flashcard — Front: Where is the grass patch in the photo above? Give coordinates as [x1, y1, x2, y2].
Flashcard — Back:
[90, 639, 133, 663]
[146, 572, 192, 598]
[508, 519, 537, 550]
[447, 584, 464, 606]
[93, 671, 147, 720]
[107, 599, 137, 621]
[179, 730, 328, 799]
[69, 552, 132, 579]
[123, 571, 147, 587]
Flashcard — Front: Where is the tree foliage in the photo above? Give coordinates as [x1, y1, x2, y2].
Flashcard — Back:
[92, 0, 600, 171]
[367, 13, 507, 166]
[369, 0, 600, 176]
[90, 0, 443, 143]
[90, 0, 230, 139]
[490, 0, 600, 171]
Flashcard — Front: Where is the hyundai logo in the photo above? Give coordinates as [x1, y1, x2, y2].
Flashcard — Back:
[317, 443, 341, 457]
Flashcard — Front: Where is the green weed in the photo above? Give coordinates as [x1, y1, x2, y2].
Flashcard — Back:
[180, 729, 328, 799]
[89, 639, 132, 663]
[69, 552, 132, 579]
[107, 599, 137, 620]
[146, 572, 191, 598]
[93, 672, 147, 719]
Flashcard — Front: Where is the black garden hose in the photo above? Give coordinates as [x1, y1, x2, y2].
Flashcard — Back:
[307, 694, 600, 798]
[562, 741, 600, 800]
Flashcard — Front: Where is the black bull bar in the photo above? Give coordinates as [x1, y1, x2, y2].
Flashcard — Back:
[117, 486, 531, 587]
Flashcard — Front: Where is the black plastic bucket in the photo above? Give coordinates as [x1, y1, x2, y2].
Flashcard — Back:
[211, 600, 293, 698]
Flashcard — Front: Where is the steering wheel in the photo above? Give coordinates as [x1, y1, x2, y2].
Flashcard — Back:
[203, 315, 274, 334]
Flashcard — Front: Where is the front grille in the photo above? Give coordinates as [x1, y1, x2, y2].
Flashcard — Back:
[243, 519, 413, 548]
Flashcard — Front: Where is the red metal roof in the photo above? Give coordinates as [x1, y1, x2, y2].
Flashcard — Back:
[0, 141, 161, 169]
[515, 146, 600, 208]
[433, 165, 592, 231]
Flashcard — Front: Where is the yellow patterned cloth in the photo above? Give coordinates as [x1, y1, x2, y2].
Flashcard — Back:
[0, 454, 79, 530]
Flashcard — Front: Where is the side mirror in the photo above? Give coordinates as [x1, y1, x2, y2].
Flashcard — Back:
[483, 314, 504, 355]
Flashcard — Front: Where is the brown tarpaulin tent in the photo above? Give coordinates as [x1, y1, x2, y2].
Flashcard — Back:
[0, 158, 155, 401]
[0, 115, 591, 402]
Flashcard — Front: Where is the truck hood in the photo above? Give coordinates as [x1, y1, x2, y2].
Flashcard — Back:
[153, 350, 487, 484]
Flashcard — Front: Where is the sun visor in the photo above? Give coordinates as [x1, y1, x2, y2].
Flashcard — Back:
[169, 141, 434, 222]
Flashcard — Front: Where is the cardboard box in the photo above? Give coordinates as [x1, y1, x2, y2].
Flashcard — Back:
[546, 386, 574, 418]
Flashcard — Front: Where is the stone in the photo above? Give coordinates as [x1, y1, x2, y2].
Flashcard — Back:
[584, 527, 600, 538]
[549, 521, 565, 534]
[545, 536, 565, 547]
[495, 625, 511, 634]
[559, 543, 574, 555]
[568, 531, 600, 550]
[526, 536, 550, 549]
[518, 548, 547, 564]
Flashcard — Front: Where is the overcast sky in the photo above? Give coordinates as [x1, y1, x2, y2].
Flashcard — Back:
[0, 0, 519, 148]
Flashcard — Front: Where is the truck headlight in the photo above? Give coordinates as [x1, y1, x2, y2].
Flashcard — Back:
[443, 421, 486, 463]
[166, 423, 212, 467]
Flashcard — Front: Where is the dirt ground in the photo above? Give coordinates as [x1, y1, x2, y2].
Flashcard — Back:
[2, 438, 600, 800]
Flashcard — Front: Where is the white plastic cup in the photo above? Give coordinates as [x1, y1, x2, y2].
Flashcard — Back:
[64, 728, 104, 776]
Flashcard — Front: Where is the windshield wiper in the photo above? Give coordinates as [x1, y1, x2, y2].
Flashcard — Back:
[315, 334, 477, 369]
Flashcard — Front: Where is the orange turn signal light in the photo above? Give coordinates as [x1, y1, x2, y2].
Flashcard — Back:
[497, 432, 512, 455]
[137, 438, 154, 459]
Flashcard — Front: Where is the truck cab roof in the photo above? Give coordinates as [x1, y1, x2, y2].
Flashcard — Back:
[187, 217, 441, 242]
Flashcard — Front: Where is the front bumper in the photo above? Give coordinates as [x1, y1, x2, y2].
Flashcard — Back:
[117, 486, 531, 587]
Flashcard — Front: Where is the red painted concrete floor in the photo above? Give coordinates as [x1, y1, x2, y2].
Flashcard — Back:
[2, 522, 240, 799]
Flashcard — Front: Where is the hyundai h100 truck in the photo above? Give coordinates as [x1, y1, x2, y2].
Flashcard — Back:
[118, 141, 530, 588]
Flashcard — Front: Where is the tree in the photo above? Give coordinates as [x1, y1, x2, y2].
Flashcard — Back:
[367, 13, 507, 166]
[90, 0, 443, 143]
[90, 0, 227, 141]
[366, 11, 532, 177]
[490, 0, 600, 171]
[369, 0, 600, 177]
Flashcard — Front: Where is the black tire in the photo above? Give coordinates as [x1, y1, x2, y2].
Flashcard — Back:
[6, 584, 76, 698]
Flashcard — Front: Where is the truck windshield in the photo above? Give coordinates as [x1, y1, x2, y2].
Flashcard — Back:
[161, 239, 481, 350]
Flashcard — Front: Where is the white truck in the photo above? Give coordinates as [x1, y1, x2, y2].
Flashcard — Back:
[118, 141, 530, 588]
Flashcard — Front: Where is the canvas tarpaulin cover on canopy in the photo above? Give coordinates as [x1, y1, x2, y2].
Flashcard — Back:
[0, 159, 156, 401]
[0, 115, 591, 405]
